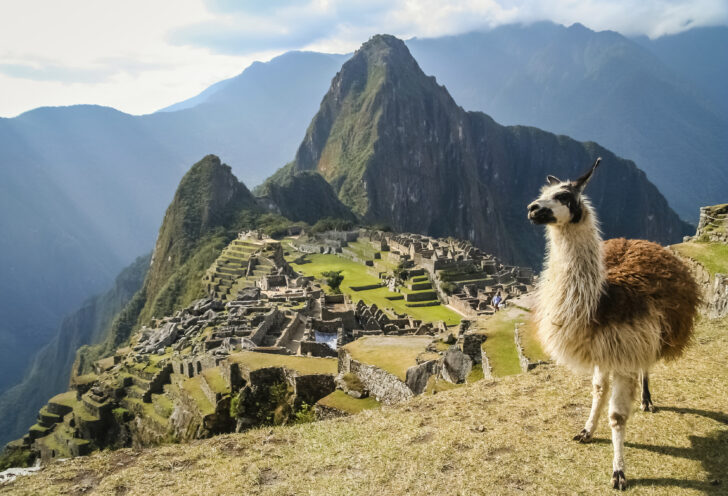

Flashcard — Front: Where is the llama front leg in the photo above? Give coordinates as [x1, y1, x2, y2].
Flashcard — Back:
[609, 372, 638, 490]
[574, 365, 609, 442]
[640, 370, 655, 412]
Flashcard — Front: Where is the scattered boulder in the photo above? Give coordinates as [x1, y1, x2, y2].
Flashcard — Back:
[406, 359, 440, 395]
[191, 299, 213, 316]
[335, 372, 368, 399]
[236, 287, 261, 302]
[144, 322, 178, 353]
[441, 349, 472, 384]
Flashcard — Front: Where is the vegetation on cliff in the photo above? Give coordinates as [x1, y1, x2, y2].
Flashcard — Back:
[255, 167, 356, 224]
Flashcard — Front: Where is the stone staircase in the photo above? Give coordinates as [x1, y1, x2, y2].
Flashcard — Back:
[204, 238, 264, 300]
[204, 238, 283, 301]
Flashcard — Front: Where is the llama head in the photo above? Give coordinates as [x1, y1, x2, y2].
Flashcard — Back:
[527, 157, 601, 225]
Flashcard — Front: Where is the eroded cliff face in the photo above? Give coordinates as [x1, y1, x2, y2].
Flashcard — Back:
[285, 34, 691, 266]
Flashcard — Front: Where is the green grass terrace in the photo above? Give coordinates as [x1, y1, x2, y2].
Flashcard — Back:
[317, 390, 381, 414]
[287, 253, 461, 327]
[475, 306, 547, 377]
[343, 335, 434, 381]
[672, 241, 728, 276]
[227, 351, 338, 376]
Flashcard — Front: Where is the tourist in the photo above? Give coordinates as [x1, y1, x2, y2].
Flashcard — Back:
[491, 291, 502, 310]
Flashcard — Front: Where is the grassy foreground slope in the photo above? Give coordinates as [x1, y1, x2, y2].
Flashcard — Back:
[5, 317, 726, 495]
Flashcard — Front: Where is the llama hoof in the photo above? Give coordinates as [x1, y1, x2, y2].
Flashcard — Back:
[572, 429, 592, 443]
[612, 470, 627, 490]
[640, 400, 656, 413]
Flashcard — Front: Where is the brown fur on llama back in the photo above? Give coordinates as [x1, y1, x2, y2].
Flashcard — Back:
[594, 238, 700, 360]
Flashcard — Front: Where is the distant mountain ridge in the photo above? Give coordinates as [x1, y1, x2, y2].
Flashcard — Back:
[406, 22, 728, 222]
[633, 26, 728, 116]
[267, 34, 690, 266]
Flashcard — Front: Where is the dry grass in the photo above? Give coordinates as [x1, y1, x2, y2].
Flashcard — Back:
[6, 317, 727, 496]
[343, 336, 433, 380]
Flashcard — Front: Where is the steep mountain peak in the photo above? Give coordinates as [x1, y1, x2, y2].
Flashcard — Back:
[145, 154, 257, 312]
[167, 154, 256, 238]
[336, 33, 433, 92]
[292, 34, 457, 214]
[358, 34, 410, 60]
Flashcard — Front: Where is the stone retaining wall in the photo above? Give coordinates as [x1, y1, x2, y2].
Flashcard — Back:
[513, 324, 547, 372]
[249, 308, 285, 345]
[274, 313, 304, 349]
[338, 349, 414, 405]
[480, 345, 493, 380]
[676, 253, 728, 319]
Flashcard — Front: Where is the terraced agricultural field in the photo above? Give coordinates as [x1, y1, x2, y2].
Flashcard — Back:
[317, 390, 380, 414]
[343, 335, 433, 380]
[289, 253, 461, 326]
[475, 305, 546, 377]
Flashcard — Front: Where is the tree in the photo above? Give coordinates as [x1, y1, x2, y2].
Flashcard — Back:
[393, 262, 409, 282]
[441, 281, 457, 295]
[321, 270, 344, 293]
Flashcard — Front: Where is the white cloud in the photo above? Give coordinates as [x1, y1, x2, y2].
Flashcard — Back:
[0, 0, 726, 117]
[0, 0, 269, 117]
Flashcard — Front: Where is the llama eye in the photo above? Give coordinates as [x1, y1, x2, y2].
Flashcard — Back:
[554, 193, 572, 203]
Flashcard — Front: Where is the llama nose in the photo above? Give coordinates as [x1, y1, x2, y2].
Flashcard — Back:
[528, 202, 541, 213]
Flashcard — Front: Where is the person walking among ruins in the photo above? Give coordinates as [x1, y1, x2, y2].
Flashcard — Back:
[491, 291, 502, 310]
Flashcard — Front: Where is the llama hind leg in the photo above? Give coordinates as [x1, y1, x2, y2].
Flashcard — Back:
[640, 370, 656, 412]
[574, 365, 609, 442]
[609, 372, 638, 490]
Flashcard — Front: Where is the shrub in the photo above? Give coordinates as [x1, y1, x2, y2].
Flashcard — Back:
[112, 407, 132, 423]
[294, 402, 316, 424]
[322, 270, 344, 293]
[0, 448, 34, 470]
[441, 281, 457, 295]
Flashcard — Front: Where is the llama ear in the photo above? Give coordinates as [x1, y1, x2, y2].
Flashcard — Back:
[546, 175, 561, 185]
[573, 157, 602, 192]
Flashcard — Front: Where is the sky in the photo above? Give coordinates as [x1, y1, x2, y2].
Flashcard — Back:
[1, 0, 726, 118]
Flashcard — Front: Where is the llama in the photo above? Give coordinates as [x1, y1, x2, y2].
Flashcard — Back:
[527, 157, 699, 490]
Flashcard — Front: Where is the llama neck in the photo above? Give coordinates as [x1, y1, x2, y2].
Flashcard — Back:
[540, 205, 604, 327]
